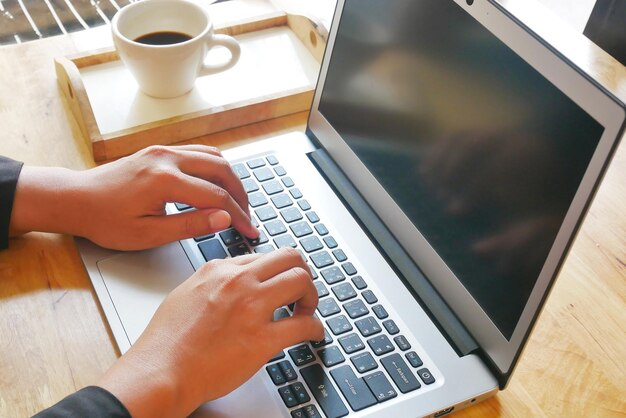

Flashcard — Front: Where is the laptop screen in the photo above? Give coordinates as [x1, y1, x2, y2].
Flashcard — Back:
[317, 0, 604, 339]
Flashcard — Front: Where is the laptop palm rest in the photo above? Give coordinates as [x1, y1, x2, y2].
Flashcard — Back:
[96, 243, 285, 418]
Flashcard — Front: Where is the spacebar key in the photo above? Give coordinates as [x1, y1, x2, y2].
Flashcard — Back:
[300, 364, 349, 418]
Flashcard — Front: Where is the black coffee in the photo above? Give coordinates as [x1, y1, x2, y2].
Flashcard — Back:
[134, 31, 193, 45]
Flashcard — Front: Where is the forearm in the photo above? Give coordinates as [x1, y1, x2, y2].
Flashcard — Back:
[9, 166, 90, 237]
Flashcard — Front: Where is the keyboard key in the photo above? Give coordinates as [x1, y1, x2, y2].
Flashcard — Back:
[274, 234, 297, 249]
[362, 290, 378, 304]
[278, 385, 299, 408]
[351, 352, 378, 373]
[302, 405, 321, 418]
[338, 333, 365, 354]
[314, 223, 329, 235]
[232, 163, 250, 179]
[247, 158, 266, 169]
[332, 249, 347, 262]
[351, 275, 367, 290]
[273, 307, 291, 321]
[271, 193, 293, 209]
[266, 155, 279, 165]
[219, 229, 243, 246]
[289, 344, 316, 367]
[274, 166, 287, 176]
[318, 346, 345, 367]
[332, 282, 357, 301]
[326, 315, 353, 336]
[282, 176, 295, 187]
[255, 206, 277, 222]
[290, 188, 303, 199]
[306, 211, 320, 223]
[290, 381, 311, 404]
[341, 262, 357, 276]
[323, 236, 338, 248]
[266, 363, 286, 385]
[248, 230, 268, 246]
[372, 305, 389, 319]
[417, 368, 436, 385]
[254, 244, 274, 253]
[254, 168, 274, 183]
[198, 239, 227, 261]
[300, 236, 324, 253]
[300, 364, 349, 418]
[242, 178, 259, 193]
[355, 316, 382, 337]
[262, 180, 284, 195]
[343, 299, 369, 319]
[248, 192, 268, 207]
[367, 335, 395, 356]
[290, 221, 313, 238]
[314, 281, 330, 298]
[311, 329, 333, 348]
[318, 298, 341, 317]
[330, 365, 378, 412]
[291, 409, 306, 418]
[383, 319, 399, 335]
[298, 199, 312, 211]
[405, 351, 423, 368]
[193, 233, 215, 242]
[174, 202, 192, 211]
[381, 353, 421, 393]
[265, 219, 287, 236]
[320, 266, 345, 284]
[311, 251, 334, 269]
[364, 371, 397, 403]
[394, 335, 411, 351]
[309, 266, 318, 280]
[228, 243, 250, 257]
[268, 351, 286, 363]
[280, 207, 303, 223]
[279, 360, 298, 382]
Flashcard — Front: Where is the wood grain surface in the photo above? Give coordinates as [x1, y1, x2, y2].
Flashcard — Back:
[0, 0, 625, 417]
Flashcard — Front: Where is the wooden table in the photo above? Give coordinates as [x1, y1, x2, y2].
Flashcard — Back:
[0, 1, 624, 417]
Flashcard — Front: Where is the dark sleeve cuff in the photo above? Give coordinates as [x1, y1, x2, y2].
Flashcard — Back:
[0, 156, 24, 249]
[33, 386, 132, 418]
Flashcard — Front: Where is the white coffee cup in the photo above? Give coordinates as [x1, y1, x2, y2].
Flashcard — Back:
[111, 0, 241, 98]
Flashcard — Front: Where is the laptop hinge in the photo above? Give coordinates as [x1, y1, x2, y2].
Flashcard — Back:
[308, 147, 479, 357]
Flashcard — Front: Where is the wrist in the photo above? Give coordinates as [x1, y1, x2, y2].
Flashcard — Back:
[97, 347, 185, 418]
[10, 166, 90, 237]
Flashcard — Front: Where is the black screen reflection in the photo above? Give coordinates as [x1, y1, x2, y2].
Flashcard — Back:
[319, 0, 603, 338]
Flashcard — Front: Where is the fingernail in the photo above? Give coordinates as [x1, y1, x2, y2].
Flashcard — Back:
[208, 211, 231, 230]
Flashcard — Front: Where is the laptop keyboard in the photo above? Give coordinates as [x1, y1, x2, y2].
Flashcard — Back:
[174, 154, 436, 417]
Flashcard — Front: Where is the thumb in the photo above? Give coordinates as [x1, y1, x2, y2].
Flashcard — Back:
[147, 209, 232, 244]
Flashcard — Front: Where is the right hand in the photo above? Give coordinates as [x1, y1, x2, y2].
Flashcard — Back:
[97, 248, 323, 418]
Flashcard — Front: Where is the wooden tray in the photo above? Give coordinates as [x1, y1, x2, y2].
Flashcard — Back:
[55, 11, 326, 161]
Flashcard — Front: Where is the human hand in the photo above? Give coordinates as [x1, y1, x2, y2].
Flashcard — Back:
[10, 144, 258, 250]
[97, 248, 324, 418]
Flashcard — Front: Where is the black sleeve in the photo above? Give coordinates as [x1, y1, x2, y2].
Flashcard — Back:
[33, 386, 132, 418]
[0, 156, 24, 249]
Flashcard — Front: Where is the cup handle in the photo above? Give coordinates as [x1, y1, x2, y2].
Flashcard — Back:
[199, 34, 241, 76]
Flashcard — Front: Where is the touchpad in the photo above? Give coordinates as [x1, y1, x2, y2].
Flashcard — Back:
[97, 242, 195, 346]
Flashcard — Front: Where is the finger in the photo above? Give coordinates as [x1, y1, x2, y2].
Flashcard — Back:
[259, 267, 318, 316]
[247, 248, 309, 283]
[143, 208, 231, 244]
[174, 150, 249, 216]
[267, 315, 325, 349]
[168, 173, 258, 238]
[166, 144, 223, 157]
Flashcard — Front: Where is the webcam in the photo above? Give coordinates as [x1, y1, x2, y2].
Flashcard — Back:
[466, 0, 474, 5]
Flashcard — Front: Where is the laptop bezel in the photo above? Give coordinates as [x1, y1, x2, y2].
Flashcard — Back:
[307, 0, 626, 383]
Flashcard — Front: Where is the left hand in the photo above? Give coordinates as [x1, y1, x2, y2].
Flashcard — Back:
[10, 144, 258, 250]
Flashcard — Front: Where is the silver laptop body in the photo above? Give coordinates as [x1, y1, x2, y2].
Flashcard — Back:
[78, 0, 626, 417]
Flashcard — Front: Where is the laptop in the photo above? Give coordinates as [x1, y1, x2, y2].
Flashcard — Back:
[77, 0, 626, 417]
